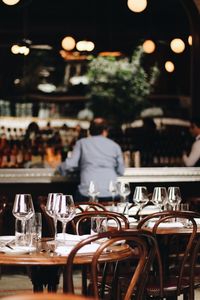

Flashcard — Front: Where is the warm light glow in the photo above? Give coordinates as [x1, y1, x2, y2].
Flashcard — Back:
[86, 41, 95, 52]
[188, 35, 192, 46]
[23, 47, 30, 55]
[11, 44, 30, 55]
[170, 38, 185, 53]
[165, 61, 175, 72]
[2, 0, 20, 5]
[11, 44, 20, 54]
[127, 0, 147, 13]
[99, 51, 122, 57]
[76, 40, 95, 52]
[142, 40, 155, 53]
[61, 36, 76, 51]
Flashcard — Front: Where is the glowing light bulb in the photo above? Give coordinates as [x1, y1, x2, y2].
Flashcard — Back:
[2, 0, 20, 5]
[143, 40, 155, 53]
[165, 61, 175, 73]
[188, 35, 192, 46]
[170, 38, 185, 53]
[11, 44, 20, 54]
[127, 0, 147, 13]
[61, 36, 76, 51]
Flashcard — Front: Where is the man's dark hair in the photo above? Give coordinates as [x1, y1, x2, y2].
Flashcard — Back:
[89, 119, 109, 136]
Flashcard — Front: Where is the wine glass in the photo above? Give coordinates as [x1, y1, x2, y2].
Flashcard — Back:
[45, 193, 62, 240]
[151, 187, 168, 211]
[55, 194, 76, 243]
[88, 181, 100, 202]
[108, 180, 117, 211]
[168, 186, 182, 211]
[12, 194, 35, 245]
[132, 186, 149, 214]
[117, 182, 131, 215]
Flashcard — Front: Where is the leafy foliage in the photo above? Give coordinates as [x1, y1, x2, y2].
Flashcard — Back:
[86, 46, 159, 123]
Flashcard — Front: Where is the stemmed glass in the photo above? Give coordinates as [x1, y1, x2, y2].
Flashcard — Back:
[151, 187, 168, 211]
[168, 186, 182, 211]
[55, 194, 76, 243]
[132, 186, 149, 214]
[12, 194, 35, 245]
[117, 182, 131, 215]
[88, 181, 100, 202]
[45, 193, 62, 240]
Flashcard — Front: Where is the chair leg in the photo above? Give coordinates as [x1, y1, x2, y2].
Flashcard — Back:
[33, 284, 43, 292]
[47, 284, 58, 292]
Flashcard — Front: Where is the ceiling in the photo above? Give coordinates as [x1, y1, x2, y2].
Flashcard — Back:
[0, 0, 191, 54]
[0, 0, 197, 101]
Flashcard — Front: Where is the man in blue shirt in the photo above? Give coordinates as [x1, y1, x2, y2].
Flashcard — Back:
[58, 118, 125, 201]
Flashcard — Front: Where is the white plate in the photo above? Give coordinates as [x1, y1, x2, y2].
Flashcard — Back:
[0, 235, 15, 242]
[1, 246, 36, 255]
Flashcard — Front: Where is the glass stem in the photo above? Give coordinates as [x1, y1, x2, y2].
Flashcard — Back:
[22, 220, 26, 244]
[62, 222, 67, 241]
[54, 217, 57, 240]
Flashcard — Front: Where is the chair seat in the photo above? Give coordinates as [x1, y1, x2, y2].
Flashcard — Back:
[146, 276, 190, 297]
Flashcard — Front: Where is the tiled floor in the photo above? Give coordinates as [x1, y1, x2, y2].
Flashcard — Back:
[0, 271, 200, 299]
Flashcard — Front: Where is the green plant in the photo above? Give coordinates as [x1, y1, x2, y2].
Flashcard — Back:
[86, 46, 159, 123]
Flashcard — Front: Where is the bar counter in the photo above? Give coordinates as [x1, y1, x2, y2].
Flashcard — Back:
[0, 167, 200, 184]
[0, 167, 199, 202]
[0, 167, 200, 235]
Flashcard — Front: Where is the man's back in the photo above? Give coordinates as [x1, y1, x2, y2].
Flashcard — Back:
[77, 135, 124, 197]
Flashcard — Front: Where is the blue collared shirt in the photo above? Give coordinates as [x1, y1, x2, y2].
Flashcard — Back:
[59, 135, 125, 197]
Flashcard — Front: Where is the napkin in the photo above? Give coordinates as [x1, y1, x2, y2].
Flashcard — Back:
[56, 233, 90, 241]
[56, 243, 100, 256]
[147, 221, 184, 228]
[107, 217, 137, 229]
[194, 218, 200, 225]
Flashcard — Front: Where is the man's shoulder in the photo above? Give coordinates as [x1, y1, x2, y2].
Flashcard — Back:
[105, 137, 122, 148]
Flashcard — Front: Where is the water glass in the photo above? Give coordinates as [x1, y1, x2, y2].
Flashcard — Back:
[31, 212, 42, 241]
[91, 216, 107, 235]
[15, 219, 33, 247]
[175, 203, 190, 227]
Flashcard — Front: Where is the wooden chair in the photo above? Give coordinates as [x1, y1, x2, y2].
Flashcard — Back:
[71, 210, 130, 235]
[137, 210, 200, 299]
[69, 210, 130, 296]
[75, 201, 107, 212]
[63, 229, 158, 300]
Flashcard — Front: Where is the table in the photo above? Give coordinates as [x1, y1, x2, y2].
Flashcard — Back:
[0, 237, 133, 294]
[0, 238, 132, 266]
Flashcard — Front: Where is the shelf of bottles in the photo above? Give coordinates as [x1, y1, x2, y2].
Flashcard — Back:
[111, 124, 192, 168]
[0, 113, 193, 169]
[0, 121, 88, 169]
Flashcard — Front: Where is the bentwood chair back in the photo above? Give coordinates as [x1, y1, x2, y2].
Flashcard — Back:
[71, 210, 129, 235]
[69, 210, 130, 297]
[63, 229, 158, 300]
[75, 202, 107, 213]
[137, 210, 200, 299]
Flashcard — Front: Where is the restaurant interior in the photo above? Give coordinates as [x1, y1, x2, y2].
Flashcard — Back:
[0, 0, 200, 299]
